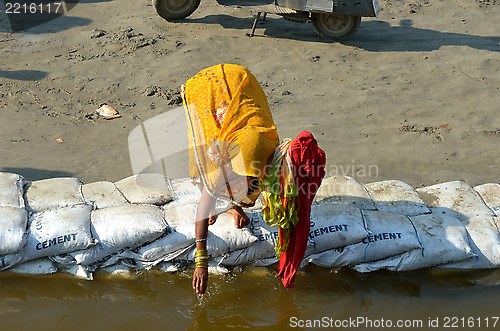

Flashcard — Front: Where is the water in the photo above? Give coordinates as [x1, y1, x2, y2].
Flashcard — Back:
[1, 265, 499, 330]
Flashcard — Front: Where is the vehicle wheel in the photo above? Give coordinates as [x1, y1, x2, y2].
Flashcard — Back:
[311, 13, 361, 41]
[153, 0, 201, 21]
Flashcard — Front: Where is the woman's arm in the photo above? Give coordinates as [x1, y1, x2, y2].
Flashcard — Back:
[192, 185, 215, 297]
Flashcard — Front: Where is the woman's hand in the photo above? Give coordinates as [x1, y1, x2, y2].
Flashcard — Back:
[194, 186, 213, 297]
[227, 205, 250, 228]
[193, 266, 208, 297]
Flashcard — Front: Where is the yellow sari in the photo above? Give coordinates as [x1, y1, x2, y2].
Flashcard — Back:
[182, 64, 279, 207]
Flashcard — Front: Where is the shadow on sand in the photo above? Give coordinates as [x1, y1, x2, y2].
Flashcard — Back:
[0, 69, 49, 81]
[183, 14, 500, 51]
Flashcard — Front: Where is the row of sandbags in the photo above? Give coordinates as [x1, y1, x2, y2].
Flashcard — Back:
[0, 172, 175, 278]
[306, 176, 500, 271]
[0, 172, 499, 279]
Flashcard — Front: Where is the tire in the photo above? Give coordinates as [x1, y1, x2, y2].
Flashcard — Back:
[153, 0, 201, 21]
[311, 13, 361, 41]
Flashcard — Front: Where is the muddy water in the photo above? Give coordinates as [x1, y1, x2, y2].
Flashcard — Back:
[1, 266, 500, 330]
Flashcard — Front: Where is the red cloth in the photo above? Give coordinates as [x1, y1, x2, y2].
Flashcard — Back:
[277, 131, 326, 288]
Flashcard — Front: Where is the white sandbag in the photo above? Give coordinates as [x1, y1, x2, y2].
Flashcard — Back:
[17, 204, 94, 263]
[58, 264, 93, 280]
[163, 202, 198, 228]
[249, 257, 279, 267]
[24, 177, 85, 213]
[0, 254, 23, 271]
[354, 214, 474, 272]
[100, 263, 134, 278]
[124, 226, 195, 265]
[439, 216, 500, 269]
[208, 260, 230, 275]
[182, 212, 258, 259]
[0, 172, 25, 208]
[416, 181, 493, 221]
[170, 177, 201, 205]
[364, 180, 430, 216]
[305, 204, 368, 257]
[9, 258, 58, 275]
[307, 210, 421, 268]
[0, 206, 28, 255]
[70, 204, 167, 265]
[219, 212, 278, 266]
[114, 173, 173, 205]
[82, 181, 128, 209]
[314, 176, 376, 210]
[474, 183, 500, 217]
[157, 261, 180, 273]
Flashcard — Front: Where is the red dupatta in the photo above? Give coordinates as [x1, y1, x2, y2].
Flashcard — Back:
[277, 131, 326, 288]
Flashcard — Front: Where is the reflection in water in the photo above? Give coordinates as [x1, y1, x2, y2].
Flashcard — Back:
[0, 267, 499, 330]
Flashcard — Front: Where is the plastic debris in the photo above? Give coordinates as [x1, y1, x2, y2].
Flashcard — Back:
[96, 104, 121, 119]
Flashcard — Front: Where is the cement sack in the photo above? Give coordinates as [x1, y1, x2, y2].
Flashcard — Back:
[306, 210, 421, 268]
[439, 216, 500, 269]
[16, 204, 94, 263]
[314, 176, 376, 210]
[305, 204, 368, 257]
[0, 172, 25, 208]
[114, 173, 173, 205]
[354, 214, 474, 272]
[163, 197, 233, 227]
[123, 226, 195, 265]
[122, 245, 193, 270]
[9, 258, 58, 275]
[181, 212, 258, 259]
[70, 204, 167, 265]
[219, 212, 278, 266]
[24, 177, 85, 213]
[0, 254, 22, 271]
[152, 258, 189, 272]
[58, 263, 93, 280]
[101, 262, 134, 278]
[82, 181, 128, 209]
[474, 183, 500, 217]
[207, 260, 230, 275]
[170, 178, 202, 205]
[249, 257, 279, 267]
[163, 202, 198, 228]
[157, 261, 179, 273]
[416, 181, 493, 221]
[0, 206, 28, 255]
[364, 180, 430, 216]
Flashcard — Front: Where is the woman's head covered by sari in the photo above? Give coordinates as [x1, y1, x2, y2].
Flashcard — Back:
[182, 64, 279, 206]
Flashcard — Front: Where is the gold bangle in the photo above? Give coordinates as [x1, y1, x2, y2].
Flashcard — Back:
[195, 249, 209, 268]
[195, 256, 209, 260]
[195, 259, 209, 268]
[195, 249, 208, 258]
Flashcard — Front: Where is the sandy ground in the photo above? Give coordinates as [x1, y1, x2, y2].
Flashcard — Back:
[0, 0, 499, 188]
